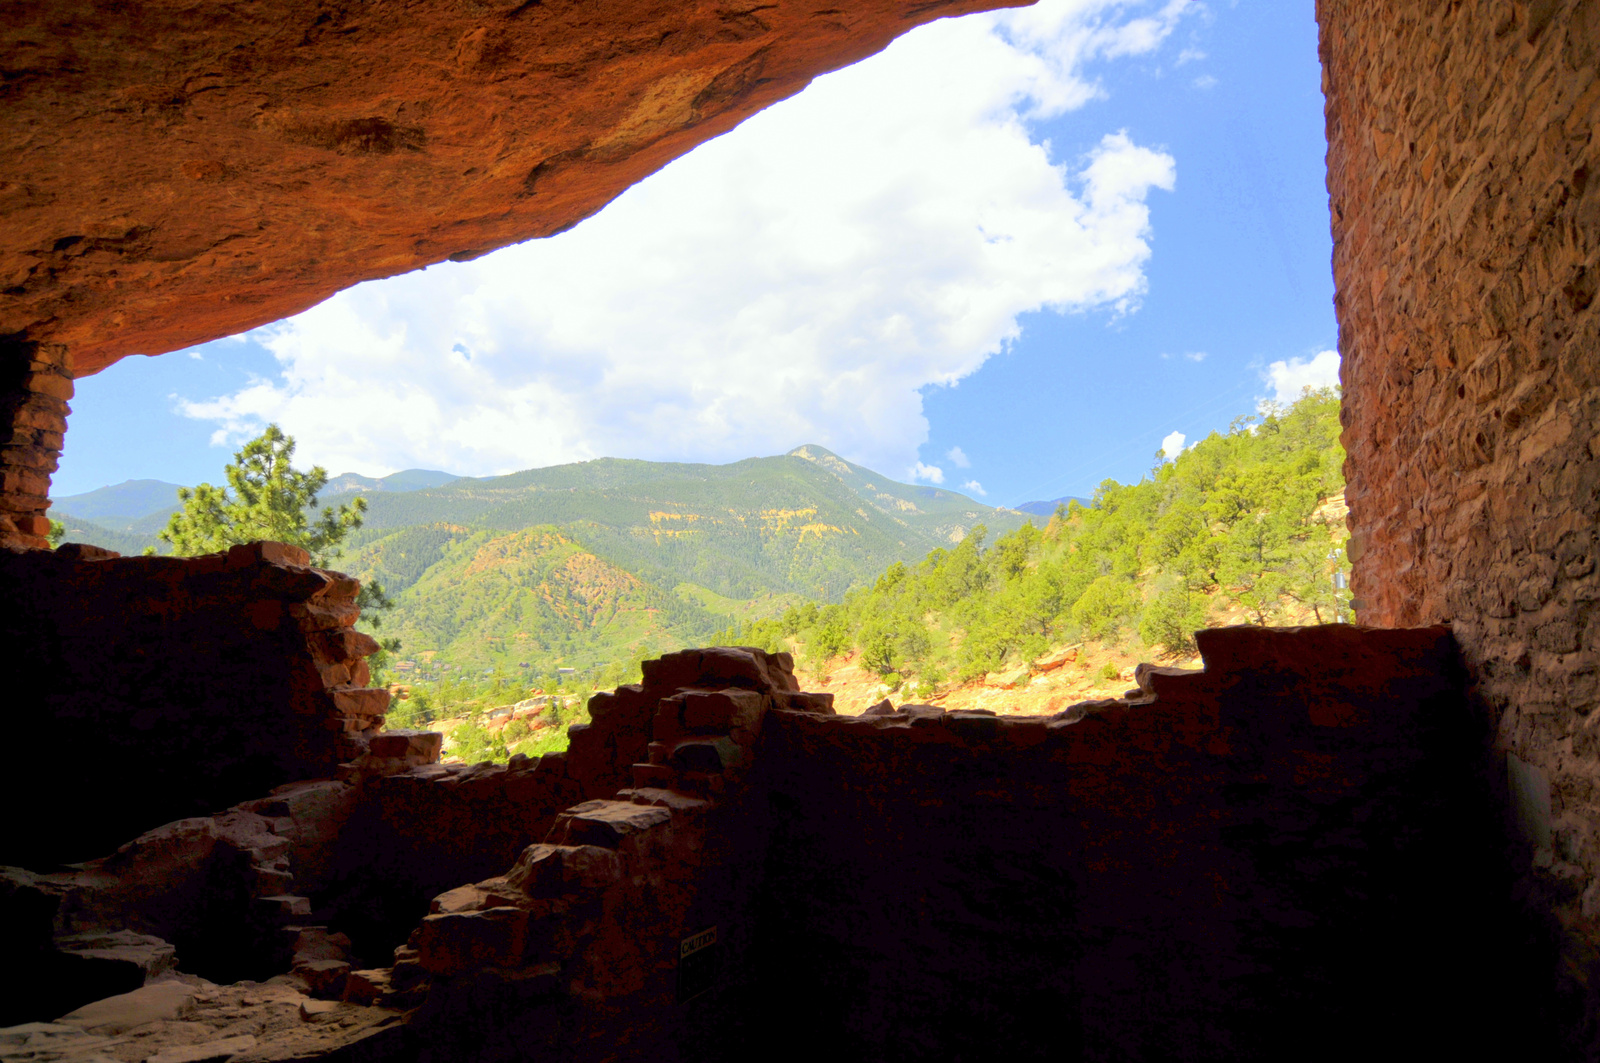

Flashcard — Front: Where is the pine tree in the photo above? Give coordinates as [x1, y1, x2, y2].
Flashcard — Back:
[158, 424, 366, 564]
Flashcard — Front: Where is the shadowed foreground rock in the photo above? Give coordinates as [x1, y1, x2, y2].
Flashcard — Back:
[0, 633, 1551, 1061]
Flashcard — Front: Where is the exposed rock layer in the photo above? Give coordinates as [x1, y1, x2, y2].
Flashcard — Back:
[1, 0, 1019, 376]
[1320, 1, 1600, 1042]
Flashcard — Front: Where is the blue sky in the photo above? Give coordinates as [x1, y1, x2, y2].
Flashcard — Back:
[53, 0, 1337, 508]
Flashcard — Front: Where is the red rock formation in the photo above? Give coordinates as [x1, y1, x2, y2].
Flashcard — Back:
[1, 0, 1022, 376]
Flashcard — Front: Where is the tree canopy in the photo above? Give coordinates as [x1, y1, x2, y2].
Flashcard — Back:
[158, 424, 367, 564]
[716, 387, 1350, 689]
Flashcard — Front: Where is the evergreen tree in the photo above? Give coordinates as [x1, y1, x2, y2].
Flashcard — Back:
[159, 424, 367, 564]
[159, 423, 399, 657]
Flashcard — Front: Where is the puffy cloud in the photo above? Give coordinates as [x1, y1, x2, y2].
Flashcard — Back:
[946, 446, 972, 468]
[1264, 349, 1341, 404]
[1160, 430, 1186, 460]
[911, 463, 946, 484]
[962, 479, 988, 496]
[181, 0, 1186, 478]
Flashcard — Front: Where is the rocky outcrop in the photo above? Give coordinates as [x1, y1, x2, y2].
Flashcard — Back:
[0, 541, 389, 869]
[1320, 2, 1600, 1047]
[1, 0, 1020, 377]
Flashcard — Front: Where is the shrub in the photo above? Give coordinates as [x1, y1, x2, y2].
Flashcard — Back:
[1071, 576, 1137, 641]
[1138, 585, 1212, 656]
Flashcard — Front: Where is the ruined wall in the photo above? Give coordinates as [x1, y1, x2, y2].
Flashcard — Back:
[752, 625, 1529, 1060]
[1, 636, 1554, 1058]
[0, 541, 389, 869]
[0, 339, 68, 549]
[382, 634, 1542, 1062]
[1319, 0, 1600, 1039]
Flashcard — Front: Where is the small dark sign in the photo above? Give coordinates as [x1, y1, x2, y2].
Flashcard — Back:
[677, 926, 720, 1003]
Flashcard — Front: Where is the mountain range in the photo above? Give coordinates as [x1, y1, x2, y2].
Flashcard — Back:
[1013, 495, 1091, 517]
[51, 447, 1029, 672]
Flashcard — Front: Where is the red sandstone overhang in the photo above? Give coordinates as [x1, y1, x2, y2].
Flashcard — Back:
[2, 0, 1028, 377]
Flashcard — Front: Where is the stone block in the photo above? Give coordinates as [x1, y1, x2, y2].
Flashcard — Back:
[554, 800, 672, 849]
[945, 712, 1002, 740]
[586, 684, 646, 720]
[682, 687, 766, 732]
[653, 702, 685, 744]
[413, 907, 531, 976]
[331, 687, 391, 717]
[781, 691, 836, 714]
[294, 958, 352, 999]
[54, 930, 177, 983]
[298, 998, 340, 1021]
[507, 843, 624, 898]
[254, 894, 312, 922]
[144, 1035, 257, 1063]
[668, 737, 744, 773]
[225, 540, 312, 568]
[57, 981, 195, 1034]
[368, 730, 443, 761]
[341, 969, 393, 1006]
[631, 763, 678, 789]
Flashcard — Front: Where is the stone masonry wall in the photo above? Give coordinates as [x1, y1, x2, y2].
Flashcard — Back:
[1320, 1, 1600, 1043]
[0, 540, 389, 869]
[363, 634, 1540, 1062]
[0, 336, 69, 550]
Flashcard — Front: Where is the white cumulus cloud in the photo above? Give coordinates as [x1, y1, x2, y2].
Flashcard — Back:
[1264, 349, 1341, 404]
[911, 463, 946, 484]
[180, 0, 1188, 478]
[946, 446, 972, 468]
[962, 479, 988, 496]
[1160, 430, 1186, 460]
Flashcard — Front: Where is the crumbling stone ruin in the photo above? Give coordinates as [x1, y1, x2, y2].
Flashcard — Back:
[1, 0, 1598, 1059]
[0, 638, 1528, 1061]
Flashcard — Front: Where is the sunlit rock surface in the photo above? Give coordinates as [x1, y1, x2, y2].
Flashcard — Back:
[1, 0, 1021, 375]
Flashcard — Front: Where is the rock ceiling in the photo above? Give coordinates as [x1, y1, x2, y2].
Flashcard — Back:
[2, 0, 1020, 376]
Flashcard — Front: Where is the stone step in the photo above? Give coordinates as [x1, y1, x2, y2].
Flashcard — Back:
[551, 800, 671, 849]
[251, 895, 311, 926]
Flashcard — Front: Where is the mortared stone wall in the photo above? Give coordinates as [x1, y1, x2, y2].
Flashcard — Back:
[1320, 0, 1600, 1030]
[0, 540, 390, 869]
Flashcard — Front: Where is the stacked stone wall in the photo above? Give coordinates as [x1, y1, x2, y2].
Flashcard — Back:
[0, 540, 389, 869]
[1319, 1, 1600, 1039]
[0, 337, 69, 550]
[371, 634, 1540, 1061]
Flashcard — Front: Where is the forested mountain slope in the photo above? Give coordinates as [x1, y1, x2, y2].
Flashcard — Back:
[372, 526, 722, 670]
[720, 390, 1351, 692]
[337, 446, 1021, 603]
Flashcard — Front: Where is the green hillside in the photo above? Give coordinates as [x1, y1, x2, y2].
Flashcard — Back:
[51, 445, 1027, 683]
[336, 446, 1022, 602]
[51, 513, 156, 556]
[719, 389, 1351, 691]
[319, 447, 1021, 679]
[362, 525, 721, 671]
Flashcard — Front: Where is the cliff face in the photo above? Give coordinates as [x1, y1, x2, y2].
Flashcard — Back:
[1, 0, 1020, 377]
